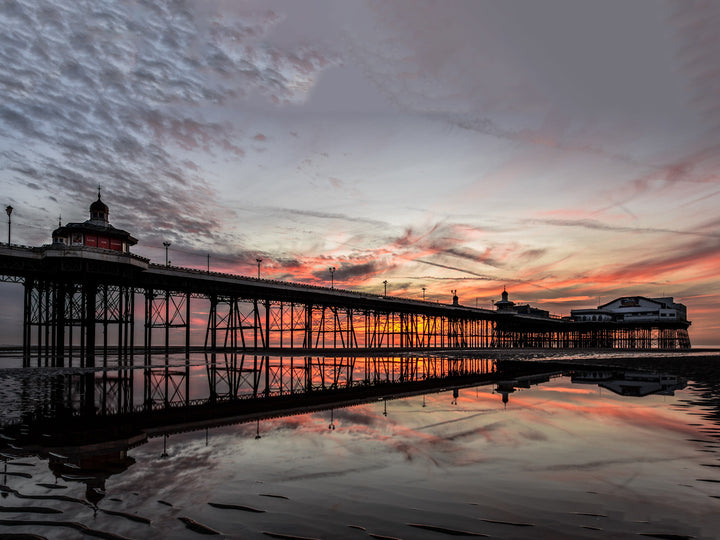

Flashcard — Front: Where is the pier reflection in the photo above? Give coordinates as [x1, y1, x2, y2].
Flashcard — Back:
[571, 369, 686, 397]
[2, 352, 720, 540]
[5, 353, 720, 514]
[2, 354, 498, 440]
[495, 367, 687, 405]
[0, 353, 500, 506]
[13, 353, 498, 419]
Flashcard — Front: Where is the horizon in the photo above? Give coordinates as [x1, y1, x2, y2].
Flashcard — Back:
[2, 1, 719, 345]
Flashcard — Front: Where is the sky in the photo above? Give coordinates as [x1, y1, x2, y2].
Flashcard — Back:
[1, 0, 719, 345]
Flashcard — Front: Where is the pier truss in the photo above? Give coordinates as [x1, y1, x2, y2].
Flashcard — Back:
[22, 278, 135, 368]
[200, 298, 496, 352]
[0, 244, 692, 365]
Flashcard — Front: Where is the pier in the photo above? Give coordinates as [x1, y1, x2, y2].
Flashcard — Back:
[0, 196, 691, 367]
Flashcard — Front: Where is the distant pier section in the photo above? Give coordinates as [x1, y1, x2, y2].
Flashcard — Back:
[0, 196, 691, 366]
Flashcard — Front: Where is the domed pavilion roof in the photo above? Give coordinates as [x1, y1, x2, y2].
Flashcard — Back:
[89, 187, 109, 223]
[90, 196, 108, 214]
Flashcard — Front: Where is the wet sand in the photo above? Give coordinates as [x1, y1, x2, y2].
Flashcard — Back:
[1, 351, 720, 539]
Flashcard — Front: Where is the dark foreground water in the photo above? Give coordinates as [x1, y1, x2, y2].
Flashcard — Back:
[1, 350, 720, 539]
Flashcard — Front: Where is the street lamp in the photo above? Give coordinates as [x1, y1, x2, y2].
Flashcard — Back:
[163, 241, 171, 266]
[256, 258, 262, 279]
[383, 280, 388, 296]
[422, 287, 426, 301]
[5, 205, 12, 246]
[329, 266, 335, 289]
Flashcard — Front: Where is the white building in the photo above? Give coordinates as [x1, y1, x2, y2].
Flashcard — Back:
[570, 296, 688, 324]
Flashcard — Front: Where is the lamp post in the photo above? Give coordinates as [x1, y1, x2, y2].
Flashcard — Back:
[383, 280, 388, 296]
[5, 205, 12, 247]
[256, 258, 262, 279]
[422, 287, 426, 301]
[163, 241, 171, 266]
[329, 266, 335, 289]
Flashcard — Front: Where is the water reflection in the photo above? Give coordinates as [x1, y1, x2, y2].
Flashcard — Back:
[1, 353, 496, 421]
[2, 352, 720, 539]
[0, 353, 501, 514]
[496, 368, 687, 406]
[572, 370, 686, 397]
[0, 354, 500, 495]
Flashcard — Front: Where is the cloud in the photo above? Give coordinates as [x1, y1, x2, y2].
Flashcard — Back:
[389, 223, 504, 266]
[414, 259, 496, 281]
[0, 0, 338, 245]
[530, 218, 720, 239]
[670, 0, 720, 133]
[259, 206, 387, 227]
[312, 260, 389, 282]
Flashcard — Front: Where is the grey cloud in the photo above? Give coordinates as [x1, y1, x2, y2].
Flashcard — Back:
[263, 207, 387, 227]
[310, 260, 388, 282]
[518, 249, 547, 262]
[0, 0, 337, 248]
[414, 259, 495, 281]
[0, 105, 38, 137]
[670, 1, 720, 132]
[449, 113, 647, 169]
[334, 261, 385, 280]
[434, 246, 502, 268]
[532, 218, 720, 239]
[413, 259, 556, 292]
[392, 222, 505, 268]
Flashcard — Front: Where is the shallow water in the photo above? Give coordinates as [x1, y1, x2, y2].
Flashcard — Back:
[1, 351, 720, 539]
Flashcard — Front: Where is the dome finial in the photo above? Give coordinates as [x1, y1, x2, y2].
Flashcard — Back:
[97, 184, 102, 199]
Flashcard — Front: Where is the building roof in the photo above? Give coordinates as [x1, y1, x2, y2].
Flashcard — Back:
[52, 193, 137, 246]
[597, 296, 667, 309]
[89, 196, 109, 215]
[52, 221, 138, 244]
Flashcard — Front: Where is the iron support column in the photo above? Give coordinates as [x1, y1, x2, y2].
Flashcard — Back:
[84, 281, 97, 368]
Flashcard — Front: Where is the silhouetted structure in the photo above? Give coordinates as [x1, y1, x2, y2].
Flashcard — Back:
[495, 288, 550, 317]
[0, 196, 692, 367]
[52, 188, 137, 252]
